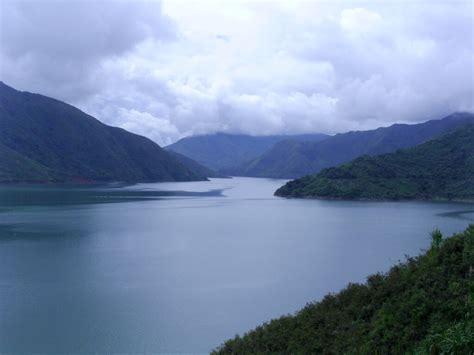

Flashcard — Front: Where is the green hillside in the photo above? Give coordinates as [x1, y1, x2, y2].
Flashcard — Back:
[276, 125, 474, 200]
[214, 225, 474, 354]
[0, 142, 56, 182]
[0, 82, 208, 183]
[231, 113, 474, 179]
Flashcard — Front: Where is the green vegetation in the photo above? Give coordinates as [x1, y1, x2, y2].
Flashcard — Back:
[213, 225, 474, 354]
[0, 141, 56, 182]
[230, 112, 474, 179]
[0, 82, 208, 183]
[276, 125, 474, 200]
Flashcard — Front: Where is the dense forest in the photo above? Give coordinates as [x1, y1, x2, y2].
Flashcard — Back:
[0, 82, 208, 183]
[213, 225, 474, 354]
[276, 125, 474, 200]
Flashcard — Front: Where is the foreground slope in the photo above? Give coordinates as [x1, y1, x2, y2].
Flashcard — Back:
[232, 113, 474, 178]
[276, 125, 474, 200]
[166, 133, 328, 171]
[0, 82, 207, 183]
[214, 225, 474, 354]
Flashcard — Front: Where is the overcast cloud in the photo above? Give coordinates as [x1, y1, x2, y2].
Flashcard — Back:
[0, 0, 472, 145]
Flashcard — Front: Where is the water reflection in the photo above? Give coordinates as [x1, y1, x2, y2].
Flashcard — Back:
[0, 184, 225, 207]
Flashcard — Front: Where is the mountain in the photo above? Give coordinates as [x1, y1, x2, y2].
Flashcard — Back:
[275, 125, 474, 200]
[165, 133, 329, 171]
[165, 150, 226, 178]
[0, 141, 55, 182]
[214, 225, 474, 354]
[229, 113, 474, 178]
[0, 82, 208, 183]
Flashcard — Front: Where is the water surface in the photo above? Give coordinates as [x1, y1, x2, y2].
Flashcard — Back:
[0, 177, 473, 353]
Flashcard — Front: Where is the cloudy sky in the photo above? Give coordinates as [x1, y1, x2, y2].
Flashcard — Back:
[0, 0, 473, 145]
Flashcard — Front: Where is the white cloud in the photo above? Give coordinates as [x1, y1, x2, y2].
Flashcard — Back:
[1, 0, 472, 145]
[340, 7, 383, 34]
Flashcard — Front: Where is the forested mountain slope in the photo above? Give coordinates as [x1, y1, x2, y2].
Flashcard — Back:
[276, 125, 474, 200]
[0, 82, 208, 183]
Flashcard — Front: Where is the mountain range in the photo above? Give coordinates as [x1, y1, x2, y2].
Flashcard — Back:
[0, 82, 209, 183]
[275, 125, 474, 201]
[2, 81, 473, 186]
[165, 133, 329, 171]
[226, 112, 474, 178]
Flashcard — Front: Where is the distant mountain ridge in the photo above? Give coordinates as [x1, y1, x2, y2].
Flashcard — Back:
[166, 150, 225, 178]
[227, 112, 474, 178]
[276, 125, 474, 200]
[0, 82, 209, 183]
[165, 133, 329, 171]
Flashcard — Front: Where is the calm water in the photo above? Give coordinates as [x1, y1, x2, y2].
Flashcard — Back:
[0, 177, 473, 353]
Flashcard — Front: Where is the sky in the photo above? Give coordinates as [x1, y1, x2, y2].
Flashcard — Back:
[0, 0, 473, 145]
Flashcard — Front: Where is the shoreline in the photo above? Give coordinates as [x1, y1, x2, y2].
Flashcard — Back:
[274, 193, 474, 204]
